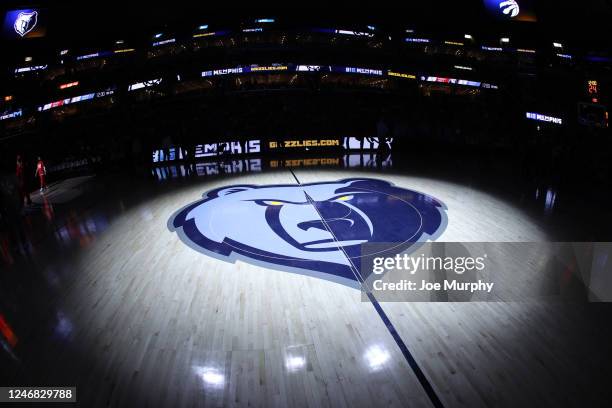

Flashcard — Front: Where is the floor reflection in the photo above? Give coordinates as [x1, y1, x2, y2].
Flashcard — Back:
[0, 152, 610, 406]
[150, 153, 393, 182]
[193, 366, 226, 389]
[364, 344, 390, 372]
[285, 356, 306, 372]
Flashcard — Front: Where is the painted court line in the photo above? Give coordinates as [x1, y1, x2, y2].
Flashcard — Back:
[288, 169, 445, 408]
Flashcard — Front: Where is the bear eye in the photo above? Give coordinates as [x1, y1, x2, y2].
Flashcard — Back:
[251, 199, 305, 206]
[336, 195, 354, 201]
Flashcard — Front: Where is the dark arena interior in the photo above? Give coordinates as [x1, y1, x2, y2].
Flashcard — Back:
[1, 1, 612, 407]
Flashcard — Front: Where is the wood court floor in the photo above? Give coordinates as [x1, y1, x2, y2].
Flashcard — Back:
[2, 169, 611, 408]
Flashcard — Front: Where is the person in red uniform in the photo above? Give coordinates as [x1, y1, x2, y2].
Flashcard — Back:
[35, 156, 47, 192]
[15, 155, 32, 206]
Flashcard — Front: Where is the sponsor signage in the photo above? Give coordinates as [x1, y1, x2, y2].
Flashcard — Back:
[526, 112, 563, 125]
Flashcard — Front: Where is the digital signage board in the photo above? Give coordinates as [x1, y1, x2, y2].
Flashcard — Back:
[3, 9, 47, 39]
[483, 0, 537, 22]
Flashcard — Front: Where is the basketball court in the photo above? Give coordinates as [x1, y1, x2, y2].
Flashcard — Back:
[1, 5, 611, 405]
[3, 164, 610, 408]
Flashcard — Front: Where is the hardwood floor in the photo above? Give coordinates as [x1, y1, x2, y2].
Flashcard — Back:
[1, 169, 610, 407]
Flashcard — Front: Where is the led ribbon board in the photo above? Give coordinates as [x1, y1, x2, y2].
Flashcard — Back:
[343, 137, 392, 151]
[194, 140, 261, 158]
[193, 30, 230, 38]
[76, 51, 113, 61]
[202, 65, 290, 77]
[37, 88, 115, 111]
[343, 67, 383, 75]
[405, 38, 430, 43]
[128, 79, 162, 91]
[14, 65, 47, 74]
[153, 38, 176, 47]
[388, 71, 416, 79]
[526, 112, 563, 125]
[422, 75, 497, 89]
[268, 139, 341, 149]
[0, 110, 22, 121]
[199, 64, 448, 84]
[335, 29, 374, 37]
[152, 147, 187, 163]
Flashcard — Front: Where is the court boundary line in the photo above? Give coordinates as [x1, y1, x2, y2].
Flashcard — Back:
[289, 168, 445, 408]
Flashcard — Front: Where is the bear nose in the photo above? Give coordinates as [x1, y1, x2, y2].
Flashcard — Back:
[297, 219, 327, 232]
[298, 219, 354, 231]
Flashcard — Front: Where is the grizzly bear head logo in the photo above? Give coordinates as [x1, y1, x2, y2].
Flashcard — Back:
[169, 178, 447, 286]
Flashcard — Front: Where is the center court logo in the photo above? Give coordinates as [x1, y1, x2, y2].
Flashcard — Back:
[169, 178, 447, 286]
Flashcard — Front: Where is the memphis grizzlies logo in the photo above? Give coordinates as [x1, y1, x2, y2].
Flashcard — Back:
[13, 11, 38, 37]
[169, 178, 447, 286]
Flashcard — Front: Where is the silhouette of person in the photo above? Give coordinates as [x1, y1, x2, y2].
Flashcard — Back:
[16, 155, 32, 206]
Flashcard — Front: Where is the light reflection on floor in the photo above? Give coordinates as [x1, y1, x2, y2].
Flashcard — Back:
[150, 153, 393, 182]
[0, 157, 608, 408]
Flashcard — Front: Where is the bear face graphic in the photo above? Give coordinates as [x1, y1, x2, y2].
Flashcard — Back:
[14, 11, 38, 37]
[169, 178, 447, 285]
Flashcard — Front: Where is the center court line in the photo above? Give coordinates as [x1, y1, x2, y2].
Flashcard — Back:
[288, 168, 445, 408]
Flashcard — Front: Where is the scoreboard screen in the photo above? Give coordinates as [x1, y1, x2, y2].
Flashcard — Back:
[3, 9, 47, 39]
[483, 0, 537, 22]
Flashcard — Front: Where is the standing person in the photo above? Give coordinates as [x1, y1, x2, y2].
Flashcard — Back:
[15, 155, 32, 206]
[35, 156, 47, 192]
